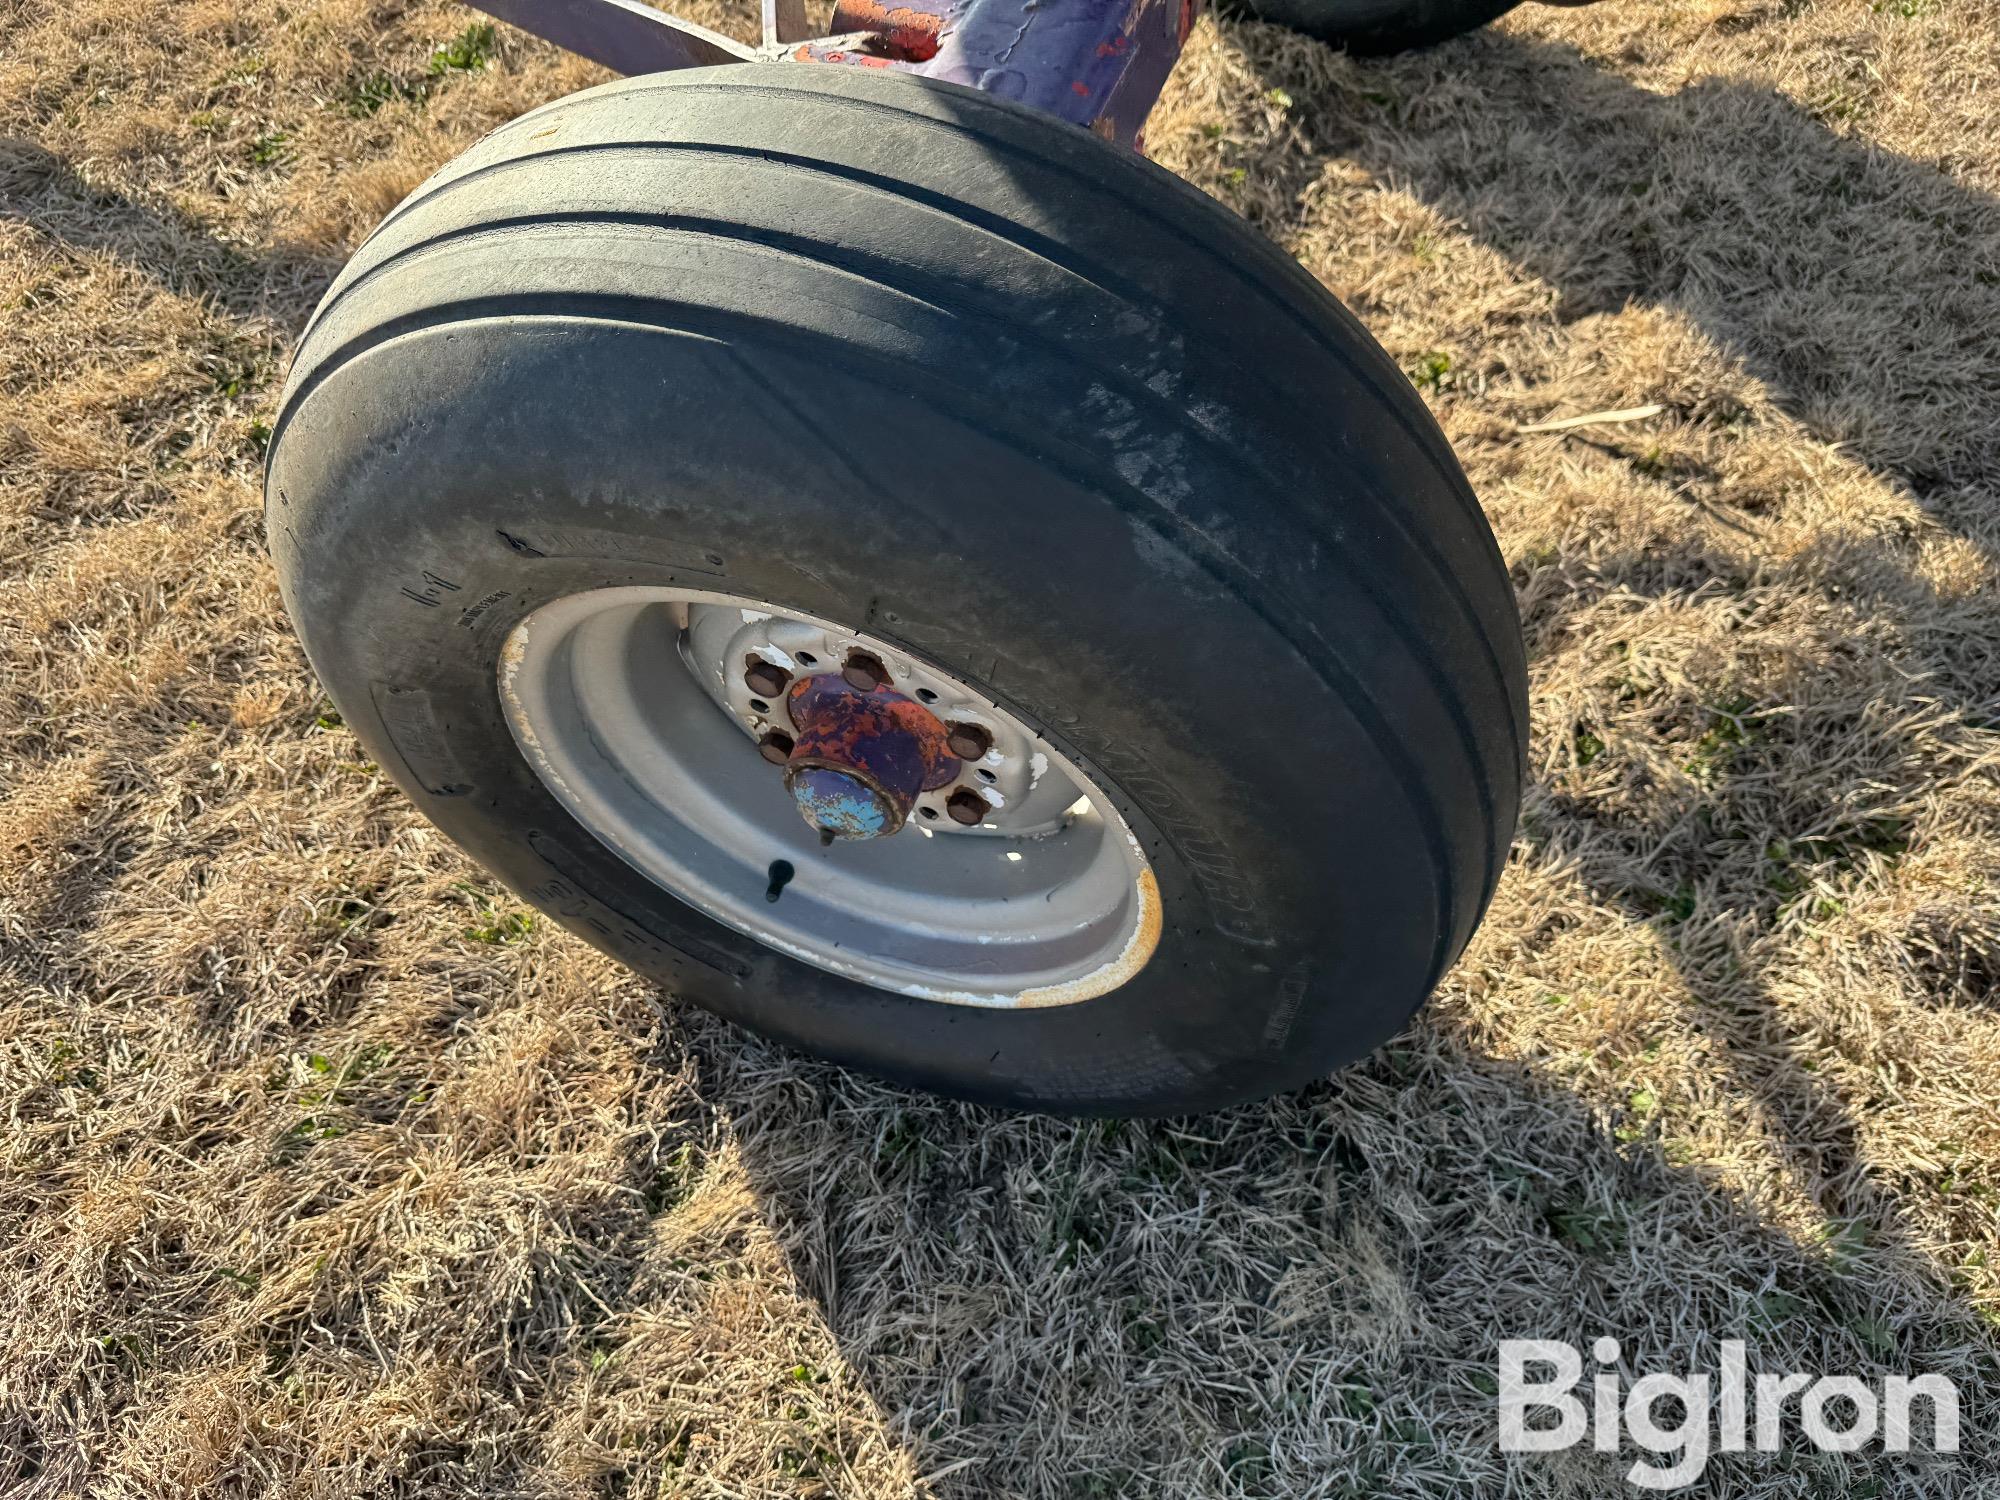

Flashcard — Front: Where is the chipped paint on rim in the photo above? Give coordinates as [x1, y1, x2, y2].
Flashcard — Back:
[964, 866, 1161, 1010]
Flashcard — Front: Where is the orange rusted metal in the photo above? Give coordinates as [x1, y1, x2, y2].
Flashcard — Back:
[829, 0, 946, 59]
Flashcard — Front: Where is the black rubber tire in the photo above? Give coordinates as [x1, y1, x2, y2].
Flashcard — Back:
[265, 66, 1526, 1116]
[1227, 0, 1520, 53]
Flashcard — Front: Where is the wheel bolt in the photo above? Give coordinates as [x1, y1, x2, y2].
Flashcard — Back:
[946, 787, 988, 826]
[744, 657, 791, 699]
[758, 730, 795, 766]
[843, 650, 889, 691]
[945, 721, 992, 761]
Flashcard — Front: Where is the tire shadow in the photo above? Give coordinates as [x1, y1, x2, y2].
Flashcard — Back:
[1297, 17, 2000, 1290]
[689, 27, 2000, 1497]
[708, 1023, 1994, 1496]
[1166, 0, 2000, 1270]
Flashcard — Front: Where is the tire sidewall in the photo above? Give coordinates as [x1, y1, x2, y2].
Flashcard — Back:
[268, 317, 1446, 1113]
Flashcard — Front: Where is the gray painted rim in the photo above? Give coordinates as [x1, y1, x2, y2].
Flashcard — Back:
[498, 587, 1161, 1008]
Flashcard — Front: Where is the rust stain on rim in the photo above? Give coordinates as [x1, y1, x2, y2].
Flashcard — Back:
[1006, 864, 1162, 1009]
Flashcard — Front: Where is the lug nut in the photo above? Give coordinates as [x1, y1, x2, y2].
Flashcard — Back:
[744, 657, 791, 699]
[945, 721, 993, 761]
[946, 787, 989, 826]
[758, 730, 795, 766]
[842, 650, 889, 692]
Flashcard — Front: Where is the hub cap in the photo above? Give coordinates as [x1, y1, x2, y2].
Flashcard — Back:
[780, 672, 958, 841]
[498, 587, 1160, 1007]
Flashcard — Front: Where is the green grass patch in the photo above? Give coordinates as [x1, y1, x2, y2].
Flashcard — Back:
[341, 70, 418, 117]
[247, 132, 289, 167]
[1409, 350, 1454, 392]
[1548, 1198, 1629, 1254]
[429, 22, 497, 76]
[465, 909, 535, 945]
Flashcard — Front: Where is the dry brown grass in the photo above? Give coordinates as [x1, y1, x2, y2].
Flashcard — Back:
[3, 0, 1998, 1493]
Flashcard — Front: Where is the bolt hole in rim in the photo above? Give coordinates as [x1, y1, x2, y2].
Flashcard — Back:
[499, 587, 1161, 1006]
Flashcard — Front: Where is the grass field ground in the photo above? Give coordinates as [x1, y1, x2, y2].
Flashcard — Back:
[2, 0, 1997, 1494]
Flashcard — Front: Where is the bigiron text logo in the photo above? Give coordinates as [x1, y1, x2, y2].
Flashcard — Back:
[1498, 1338, 1960, 1489]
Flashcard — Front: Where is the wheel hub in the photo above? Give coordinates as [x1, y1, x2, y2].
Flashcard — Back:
[685, 606, 1065, 838]
[780, 672, 959, 841]
[497, 586, 1160, 1007]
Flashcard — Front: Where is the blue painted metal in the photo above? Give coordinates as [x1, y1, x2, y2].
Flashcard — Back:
[464, 0, 1198, 153]
[834, 0, 1197, 149]
[788, 765, 896, 840]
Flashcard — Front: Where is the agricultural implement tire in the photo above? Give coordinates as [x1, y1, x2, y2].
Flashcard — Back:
[265, 67, 1526, 1115]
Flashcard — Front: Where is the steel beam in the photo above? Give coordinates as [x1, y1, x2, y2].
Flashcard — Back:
[465, 0, 755, 73]
[762, 0, 814, 44]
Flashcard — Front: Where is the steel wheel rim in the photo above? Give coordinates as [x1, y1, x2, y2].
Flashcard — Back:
[499, 586, 1160, 1007]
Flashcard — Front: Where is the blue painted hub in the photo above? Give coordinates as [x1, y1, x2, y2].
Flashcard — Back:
[788, 765, 895, 841]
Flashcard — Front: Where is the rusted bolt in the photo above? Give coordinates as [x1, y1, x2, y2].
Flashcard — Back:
[842, 650, 889, 692]
[757, 730, 795, 766]
[946, 787, 989, 826]
[744, 657, 791, 699]
[945, 721, 992, 761]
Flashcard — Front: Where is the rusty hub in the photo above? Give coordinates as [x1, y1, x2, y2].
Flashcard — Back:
[499, 588, 1161, 1006]
[781, 673, 958, 841]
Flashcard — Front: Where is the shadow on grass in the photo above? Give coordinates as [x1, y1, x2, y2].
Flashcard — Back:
[706, 1026, 1994, 1497]
[1219, 27, 2000, 512]
[0, 136, 340, 323]
[1290, 20, 2000, 1314]
[693, 27, 2000, 1498]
